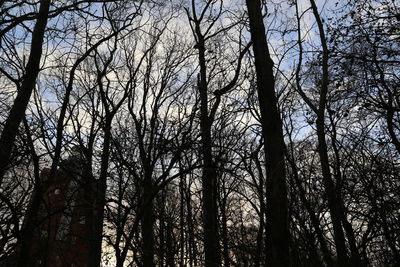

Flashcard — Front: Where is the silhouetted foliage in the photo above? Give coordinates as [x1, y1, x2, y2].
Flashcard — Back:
[1, 1, 399, 266]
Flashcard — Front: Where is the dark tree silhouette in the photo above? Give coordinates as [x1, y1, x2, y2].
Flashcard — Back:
[245, 0, 290, 266]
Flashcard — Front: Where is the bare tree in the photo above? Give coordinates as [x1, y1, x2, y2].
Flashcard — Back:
[245, 0, 290, 266]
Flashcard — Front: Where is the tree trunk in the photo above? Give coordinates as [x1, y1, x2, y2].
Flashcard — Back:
[293, 169, 334, 266]
[17, 181, 45, 267]
[254, 156, 266, 267]
[196, 28, 221, 266]
[166, 219, 175, 267]
[89, 118, 112, 267]
[316, 117, 349, 267]
[179, 166, 186, 267]
[245, 0, 290, 266]
[141, 172, 155, 267]
[221, 198, 230, 267]
[159, 191, 166, 267]
[0, 0, 50, 182]
[186, 180, 196, 267]
[286, 150, 334, 266]
[308, 0, 350, 265]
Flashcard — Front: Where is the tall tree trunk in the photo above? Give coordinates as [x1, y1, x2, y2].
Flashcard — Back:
[196, 27, 221, 266]
[220, 197, 230, 267]
[166, 219, 175, 267]
[245, 0, 290, 266]
[141, 172, 155, 267]
[17, 179, 45, 267]
[286, 142, 334, 266]
[316, 118, 349, 267]
[186, 180, 196, 267]
[179, 165, 186, 267]
[90, 117, 112, 267]
[15, 119, 42, 267]
[329, 116, 362, 266]
[5, 3, 51, 261]
[253, 155, 266, 267]
[159, 191, 166, 267]
[292, 167, 334, 266]
[308, 1, 350, 265]
[0, 0, 50, 182]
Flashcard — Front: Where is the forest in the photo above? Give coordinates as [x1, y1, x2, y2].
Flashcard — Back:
[0, 0, 399, 266]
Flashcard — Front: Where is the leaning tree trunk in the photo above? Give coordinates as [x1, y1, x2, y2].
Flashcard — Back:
[245, 0, 290, 266]
[0, 0, 50, 182]
[11, 2, 51, 266]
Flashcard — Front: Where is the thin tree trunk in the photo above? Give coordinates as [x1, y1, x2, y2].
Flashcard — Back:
[245, 1, 290, 266]
[159, 191, 166, 267]
[308, 1, 350, 265]
[315, 117, 349, 267]
[186, 180, 196, 267]
[369, 181, 400, 265]
[288, 156, 334, 266]
[330, 119, 362, 267]
[253, 156, 266, 267]
[221, 198, 230, 267]
[179, 165, 186, 267]
[90, 43, 128, 266]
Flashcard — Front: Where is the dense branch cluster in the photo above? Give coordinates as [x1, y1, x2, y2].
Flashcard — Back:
[0, 0, 399, 266]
